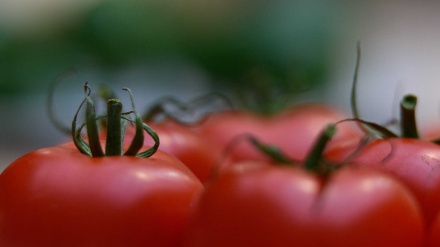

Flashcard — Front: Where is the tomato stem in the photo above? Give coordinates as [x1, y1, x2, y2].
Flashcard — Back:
[400, 94, 419, 139]
[304, 124, 336, 172]
[105, 99, 123, 156]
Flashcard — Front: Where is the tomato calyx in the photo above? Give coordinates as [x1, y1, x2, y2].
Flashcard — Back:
[249, 123, 339, 175]
[142, 92, 234, 125]
[247, 135, 295, 165]
[303, 124, 337, 173]
[72, 83, 160, 158]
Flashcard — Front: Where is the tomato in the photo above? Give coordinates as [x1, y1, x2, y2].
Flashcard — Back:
[0, 85, 204, 247]
[194, 104, 362, 163]
[183, 162, 424, 247]
[0, 142, 203, 247]
[130, 120, 226, 183]
[326, 137, 440, 227]
[428, 211, 440, 247]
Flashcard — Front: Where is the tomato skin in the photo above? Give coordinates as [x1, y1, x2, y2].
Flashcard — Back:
[0, 143, 203, 247]
[183, 162, 424, 247]
[195, 104, 362, 162]
[326, 138, 440, 227]
[139, 121, 225, 183]
[428, 212, 440, 247]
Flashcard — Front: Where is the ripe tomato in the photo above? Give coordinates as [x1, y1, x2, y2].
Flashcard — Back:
[326, 137, 440, 227]
[131, 120, 226, 183]
[0, 142, 203, 247]
[183, 162, 424, 247]
[194, 104, 362, 163]
[428, 211, 440, 247]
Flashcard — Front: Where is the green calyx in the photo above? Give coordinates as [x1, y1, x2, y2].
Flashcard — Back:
[303, 124, 336, 172]
[72, 83, 159, 158]
[142, 92, 233, 125]
[248, 123, 338, 174]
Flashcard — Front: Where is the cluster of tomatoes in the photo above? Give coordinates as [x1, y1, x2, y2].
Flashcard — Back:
[1, 81, 440, 247]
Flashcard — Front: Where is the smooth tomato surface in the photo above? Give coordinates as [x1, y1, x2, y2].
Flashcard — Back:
[0, 143, 203, 247]
[138, 120, 225, 183]
[194, 104, 362, 162]
[428, 211, 440, 247]
[326, 138, 440, 227]
[184, 162, 424, 247]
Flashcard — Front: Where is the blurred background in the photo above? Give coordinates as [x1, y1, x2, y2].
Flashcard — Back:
[2, 0, 440, 170]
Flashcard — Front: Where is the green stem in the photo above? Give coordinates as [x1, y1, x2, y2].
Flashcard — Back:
[304, 124, 336, 172]
[105, 99, 123, 156]
[400, 94, 419, 138]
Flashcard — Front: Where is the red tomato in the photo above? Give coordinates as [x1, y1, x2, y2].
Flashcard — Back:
[194, 104, 362, 162]
[136, 120, 227, 183]
[183, 162, 424, 247]
[0, 142, 203, 247]
[326, 138, 440, 227]
[428, 211, 440, 247]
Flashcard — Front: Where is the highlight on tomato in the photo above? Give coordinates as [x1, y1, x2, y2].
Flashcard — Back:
[183, 124, 425, 247]
[0, 84, 203, 247]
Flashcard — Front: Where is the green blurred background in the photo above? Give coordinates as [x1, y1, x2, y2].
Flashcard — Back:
[3, 1, 440, 169]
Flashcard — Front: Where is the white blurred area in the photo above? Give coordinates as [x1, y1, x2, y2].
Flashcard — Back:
[325, 1, 440, 133]
[3, 1, 440, 170]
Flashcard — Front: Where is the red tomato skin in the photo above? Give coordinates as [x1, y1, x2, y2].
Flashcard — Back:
[195, 104, 362, 162]
[0, 144, 203, 247]
[140, 121, 225, 183]
[428, 212, 440, 247]
[326, 138, 440, 227]
[183, 163, 424, 247]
